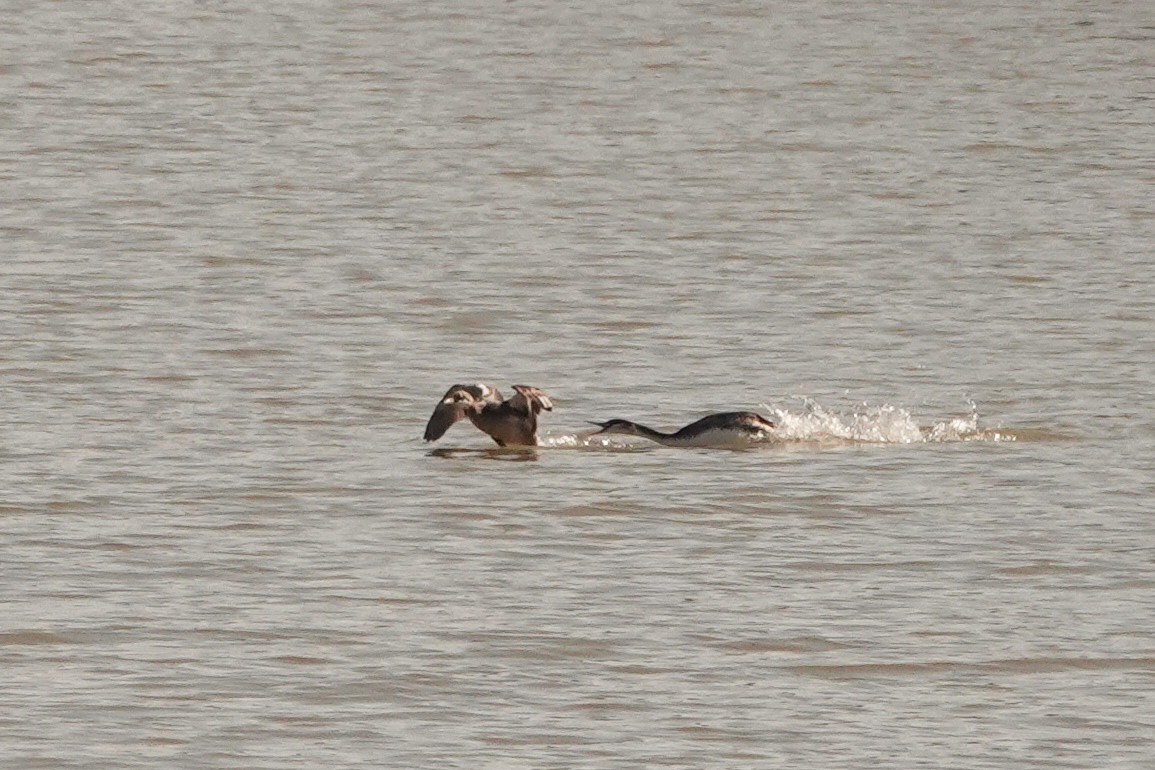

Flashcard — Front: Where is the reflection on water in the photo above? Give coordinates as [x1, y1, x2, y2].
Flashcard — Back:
[427, 446, 542, 462]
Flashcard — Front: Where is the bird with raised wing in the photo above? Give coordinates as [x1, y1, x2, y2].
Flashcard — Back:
[424, 383, 554, 447]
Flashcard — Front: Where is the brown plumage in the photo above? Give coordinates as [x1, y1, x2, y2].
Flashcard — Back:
[423, 383, 554, 447]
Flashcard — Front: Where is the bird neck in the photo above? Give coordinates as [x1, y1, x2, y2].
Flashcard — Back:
[626, 422, 675, 442]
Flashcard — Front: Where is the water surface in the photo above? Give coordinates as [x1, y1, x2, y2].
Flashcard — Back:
[2, 0, 1154, 768]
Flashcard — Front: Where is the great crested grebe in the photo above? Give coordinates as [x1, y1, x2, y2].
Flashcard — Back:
[423, 383, 554, 447]
[588, 411, 776, 448]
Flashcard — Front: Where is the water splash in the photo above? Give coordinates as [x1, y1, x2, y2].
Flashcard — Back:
[768, 397, 1011, 444]
[543, 433, 651, 451]
[772, 397, 1021, 444]
[769, 397, 921, 443]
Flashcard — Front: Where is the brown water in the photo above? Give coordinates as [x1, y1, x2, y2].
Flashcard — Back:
[3, 0, 1154, 767]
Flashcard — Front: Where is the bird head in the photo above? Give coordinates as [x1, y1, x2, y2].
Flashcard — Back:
[587, 419, 639, 436]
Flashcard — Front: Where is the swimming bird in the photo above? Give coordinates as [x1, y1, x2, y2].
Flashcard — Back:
[423, 383, 554, 447]
[588, 411, 776, 448]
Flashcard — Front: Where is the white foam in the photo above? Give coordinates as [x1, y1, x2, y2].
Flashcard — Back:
[765, 397, 1011, 444]
[541, 432, 651, 451]
[767, 398, 919, 443]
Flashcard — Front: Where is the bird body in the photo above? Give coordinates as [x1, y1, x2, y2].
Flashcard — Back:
[589, 411, 775, 448]
[424, 383, 553, 447]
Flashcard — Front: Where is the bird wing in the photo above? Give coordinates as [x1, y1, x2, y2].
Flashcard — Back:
[508, 385, 554, 416]
[423, 400, 468, 442]
[423, 383, 502, 442]
[436, 382, 502, 404]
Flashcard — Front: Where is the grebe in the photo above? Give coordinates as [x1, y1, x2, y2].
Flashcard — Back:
[423, 383, 554, 447]
[588, 411, 775, 448]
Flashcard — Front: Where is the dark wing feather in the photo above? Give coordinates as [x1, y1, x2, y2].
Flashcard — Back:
[424, 399, 469, 441]
[423, 383, 502, 442]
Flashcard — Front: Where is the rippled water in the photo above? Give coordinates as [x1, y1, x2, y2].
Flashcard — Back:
[3, 0, 1154, 767]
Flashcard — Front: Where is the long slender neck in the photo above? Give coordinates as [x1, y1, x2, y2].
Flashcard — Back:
[625, 421, 677, 443]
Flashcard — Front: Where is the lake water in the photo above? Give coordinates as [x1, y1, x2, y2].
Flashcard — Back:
[2, 0, 1154, 767]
